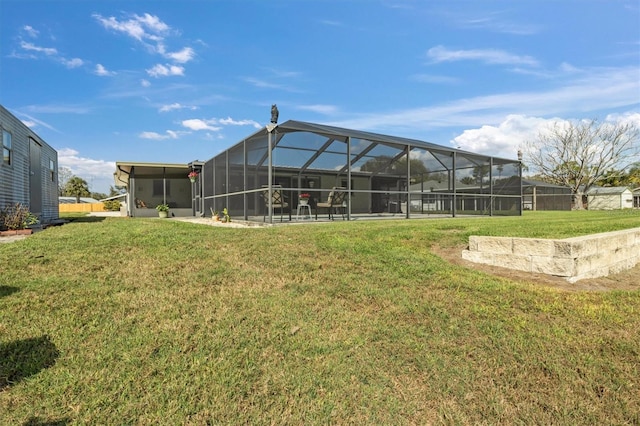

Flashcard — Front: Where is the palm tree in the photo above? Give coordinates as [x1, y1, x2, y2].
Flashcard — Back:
[64, 176, 90, 203]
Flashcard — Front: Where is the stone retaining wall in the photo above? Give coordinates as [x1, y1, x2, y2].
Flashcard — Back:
[461, 227, 640, 282]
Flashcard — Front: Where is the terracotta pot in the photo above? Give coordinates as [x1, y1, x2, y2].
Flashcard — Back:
[0, 229, 33, 236]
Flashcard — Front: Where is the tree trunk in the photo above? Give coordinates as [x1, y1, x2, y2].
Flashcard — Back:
[572, 192, 585, 210]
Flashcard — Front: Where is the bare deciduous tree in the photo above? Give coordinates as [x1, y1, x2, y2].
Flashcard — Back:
[524, 119, 639, 209]
[58, 166, 74, 196]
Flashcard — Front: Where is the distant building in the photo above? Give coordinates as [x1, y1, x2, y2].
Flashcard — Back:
[586, 186, 634, 210]
[634, 188, 640, 209]
[1, 104, 59, 224]
[522, 179, 573, 211]
[58, 196, 100, 204]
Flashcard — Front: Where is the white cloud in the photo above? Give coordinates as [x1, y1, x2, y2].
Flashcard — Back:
[457, 13, 540, 35]
[13, 111, 60, 132]
[605, 111, 640, 128]
[329, 66, 640, 134]
[318, 20, 344, 27]
[141, 79, 151, 87]
[427, 45, 539, 67]
[94, 64, 116, 76]
[297, 104, 339, 115]
[163, 46, 195, 63]
[218, 117, 262, 128]
[23, 25, 39, 38]
[159, 103, 197, 112]
[146, 63, 185, 77]
[93, 12, 195, 69]
[181, 119, 221, 132]
[19, 39, 86, 71]
[450, 112, 640, 161]
[410, 74, 460, 84]
[20, 41, 57, 55]
[139, 130, 183, 140]
[57, 148, 117, 192]
[182, 117, 263, 132]
[451, 115, 551, 159]
[62, 57, 84, 68]
[242, 77, 284, 89]
[135, 13, 170, 34]
[93, 12, 170, 42]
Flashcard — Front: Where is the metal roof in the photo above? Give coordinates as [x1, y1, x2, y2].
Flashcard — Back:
[586, 186, 632, 195]
[242, 119, 517, 164]
[114, 161, 190, 187]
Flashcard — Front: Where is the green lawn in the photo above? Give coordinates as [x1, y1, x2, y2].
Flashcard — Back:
[1, 211, 639, 424]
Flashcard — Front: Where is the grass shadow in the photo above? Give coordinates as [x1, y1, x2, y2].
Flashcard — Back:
[0, 285, 20, 298]
[0, 335, 60, 390]
[23, 418, 70, 426]
[65, 216, 106, 223]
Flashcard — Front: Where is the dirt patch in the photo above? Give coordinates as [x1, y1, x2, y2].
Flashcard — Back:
[433, 244, 640, 292]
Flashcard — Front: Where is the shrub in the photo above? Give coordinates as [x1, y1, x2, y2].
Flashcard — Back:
[0, 203, 39, 230]
[103, 200, 121, 211]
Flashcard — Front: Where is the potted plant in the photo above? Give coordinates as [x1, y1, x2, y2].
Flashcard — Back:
[188, 171, 199, 183]
[156, 203, 170, 218]
[298, 193, 311, 206]
[221, 207, 231, 223]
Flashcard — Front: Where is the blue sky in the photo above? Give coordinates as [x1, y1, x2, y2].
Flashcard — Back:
[2, 0, 639, 193]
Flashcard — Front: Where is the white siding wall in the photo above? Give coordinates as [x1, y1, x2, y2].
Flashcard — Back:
[588, 190, 634, 210]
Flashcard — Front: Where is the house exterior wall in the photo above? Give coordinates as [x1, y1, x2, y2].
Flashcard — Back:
[0, 105, 59, 224]
[587, 189, 633, 210]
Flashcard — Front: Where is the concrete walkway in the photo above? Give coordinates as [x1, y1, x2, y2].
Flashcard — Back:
[0, 234, 30, 244]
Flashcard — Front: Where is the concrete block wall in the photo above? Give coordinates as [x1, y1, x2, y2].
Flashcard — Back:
[461, 227, 640, 282]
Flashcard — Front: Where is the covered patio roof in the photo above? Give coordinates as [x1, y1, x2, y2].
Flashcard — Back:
[114, 162, 190, 187]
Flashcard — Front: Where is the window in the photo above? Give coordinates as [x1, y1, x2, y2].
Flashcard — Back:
[50, 159, 56, 181]
[2, 129, 11, 165]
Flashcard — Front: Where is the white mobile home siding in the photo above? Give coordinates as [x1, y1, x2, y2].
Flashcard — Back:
[586, 187, 634, 210]
[1, 105, 59, 224]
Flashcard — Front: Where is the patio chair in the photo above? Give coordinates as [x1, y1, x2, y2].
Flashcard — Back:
[261, 185, 291, 222]
[315, 187, 346, 220]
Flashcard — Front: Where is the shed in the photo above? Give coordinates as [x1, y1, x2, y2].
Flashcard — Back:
[586, 186, 634, 210]
[1, 104, 59, 224]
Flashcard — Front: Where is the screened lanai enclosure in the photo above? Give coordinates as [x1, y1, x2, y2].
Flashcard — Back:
[189, 120, 522, 223]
